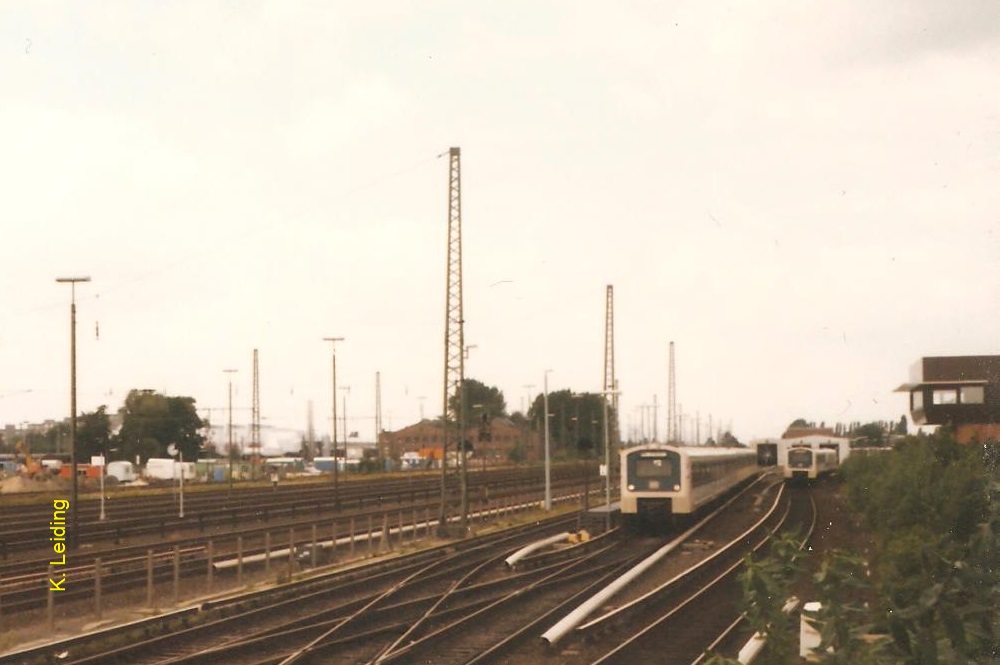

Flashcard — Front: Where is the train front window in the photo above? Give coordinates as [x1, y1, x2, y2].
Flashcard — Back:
[635, 458, 673, 478]
[788, 450, 812, 468]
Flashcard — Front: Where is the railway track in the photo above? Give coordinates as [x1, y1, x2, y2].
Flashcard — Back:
[530, 478, 816, 664]
[0, 513, 588, 665]
[0, 474, 590, 614]
[2, 471, 831, 665]
[0, 467, 586, 558]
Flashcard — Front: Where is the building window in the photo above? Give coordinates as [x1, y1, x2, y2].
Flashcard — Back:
[932, 389, 958, 405]
[912, 391, 923, 410]
[960, 386, 985, 404]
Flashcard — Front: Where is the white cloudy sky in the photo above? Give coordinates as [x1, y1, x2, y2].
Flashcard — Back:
[1, 1, 998, 444]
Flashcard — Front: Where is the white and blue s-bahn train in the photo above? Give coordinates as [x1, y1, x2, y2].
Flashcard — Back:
[620, 444, 757, 528]
[783, 446, 838, 481]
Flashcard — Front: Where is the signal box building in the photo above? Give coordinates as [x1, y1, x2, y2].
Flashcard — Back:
[895, 355, 1000, 443]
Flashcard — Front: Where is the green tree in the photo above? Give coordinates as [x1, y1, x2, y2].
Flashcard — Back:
[114, 389, 206, 463]
[76, 406, 112, 460]
[449, 378, 507, 427]
[44, 422, 70, 455]
[853, 422, 887, 446]
[528, 390, 609, 457]
[719, 431, 742, 447]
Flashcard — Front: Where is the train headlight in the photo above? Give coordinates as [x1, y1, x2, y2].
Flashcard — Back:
[627, 484, 635, 491]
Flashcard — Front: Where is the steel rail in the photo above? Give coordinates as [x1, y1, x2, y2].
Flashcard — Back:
[0, 516, 580, 665]
[541, 474, 771, 645]
[588, 494, 795, 664]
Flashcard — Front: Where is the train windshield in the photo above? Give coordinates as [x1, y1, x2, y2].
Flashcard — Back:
[788, 449, 812, 468]
[635, 457, 673, 478]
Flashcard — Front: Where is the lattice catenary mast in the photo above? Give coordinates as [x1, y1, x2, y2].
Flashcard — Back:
[251, 348, 260, 474]
[439, 147, 464, 536]
[603, 285, 618, 443]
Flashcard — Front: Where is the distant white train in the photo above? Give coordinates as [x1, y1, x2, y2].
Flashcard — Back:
[783, 446, 838, 482]
[620, 444, 757, 529]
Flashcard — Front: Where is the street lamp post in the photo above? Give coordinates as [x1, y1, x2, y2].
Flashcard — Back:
[323, 337, 345, 506]
[56, 275, 90, 550]
[543, 370, 553, 511]
[223, 369, 238, 495]
[97, 455, 106, 521]
[459, 344, 476, 531]
[340, 386, 350, 449]
[601, 389, 621, 531]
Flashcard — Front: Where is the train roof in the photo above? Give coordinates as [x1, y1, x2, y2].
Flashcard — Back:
[787, 445, 838, 454]
[622, 444, 754, 458]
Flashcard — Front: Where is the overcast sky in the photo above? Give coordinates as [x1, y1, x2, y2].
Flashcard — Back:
[2, 1, 998, 446]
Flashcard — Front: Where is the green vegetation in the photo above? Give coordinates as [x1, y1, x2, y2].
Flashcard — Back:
[10, 390, 206, 462]
[786, 417, 908, 442]
[842, 430, 998, 662]
[449, 378, 508, 425]
[527, 390, 610, 457]
[115, 389, 206, 462]
[76, 405, 112, 458]
[709, 429, 998, 664]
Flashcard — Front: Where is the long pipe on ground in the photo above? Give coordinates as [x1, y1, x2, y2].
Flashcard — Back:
[504, 533, 571, 569]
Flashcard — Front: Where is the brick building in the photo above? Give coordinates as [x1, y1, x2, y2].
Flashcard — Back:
[380, 417, 540, 464]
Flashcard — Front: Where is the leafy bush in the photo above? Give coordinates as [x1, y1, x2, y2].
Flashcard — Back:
[720, 430, 998, 663]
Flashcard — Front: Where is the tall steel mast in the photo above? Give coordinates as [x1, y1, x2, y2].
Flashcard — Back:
[439, 147, 464, 537]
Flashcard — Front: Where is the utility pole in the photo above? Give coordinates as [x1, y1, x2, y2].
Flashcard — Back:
[56, 275, 90, 550]
[340, 385, 351, 454]
[439, 146, 464, 538]
[306, 400, 315, 460]
[322, 337, 345, 506]
[222, 368, 238, 495]
[652, 394, 659, 442]
[543, 370, 553, 510]
[668, 341, 676, 443]
[251, 349, 260, 481]
[522, 383, 536, 462]
[679, 404, 685, 445]
[375, 371, 383, 469]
